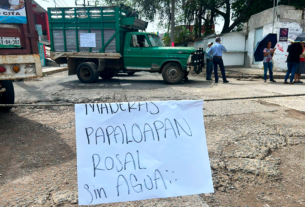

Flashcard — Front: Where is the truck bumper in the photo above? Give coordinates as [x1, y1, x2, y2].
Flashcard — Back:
[0, 54, 42, 80]
[190, 49, 205, 74]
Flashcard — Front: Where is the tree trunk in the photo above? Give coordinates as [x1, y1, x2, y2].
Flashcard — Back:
[210, 10, 214, 32]
[226, 0, 253, 32]
[195, 15, 198, 39]
[171, 0, 175, 46]
[198, 5, 202, 37]
[221, 0, 231, 33]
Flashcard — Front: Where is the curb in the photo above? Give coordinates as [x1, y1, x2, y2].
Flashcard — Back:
[193, 73, 287, 79]
[43, 67, 68, 76]
[226, 75, 287, 79]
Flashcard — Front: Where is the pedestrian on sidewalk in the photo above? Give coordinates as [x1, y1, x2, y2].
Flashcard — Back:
[209, 37, 229, 83]
[285, 42, 303, 84]
[205, 42, 213, 80]
[294, 42, 305, 83]
[263, 42, 276, 82]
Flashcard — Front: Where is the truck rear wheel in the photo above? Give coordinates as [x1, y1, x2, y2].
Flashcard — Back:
[0, 80, 15, 111]
[127, 72, 136, 76]
[76, 62, 99, 83]
[100, 71, 116, 80]
[162, 62, 185, 84]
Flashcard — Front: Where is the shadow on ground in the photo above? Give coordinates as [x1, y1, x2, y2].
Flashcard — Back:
[0, 111, 75, 184]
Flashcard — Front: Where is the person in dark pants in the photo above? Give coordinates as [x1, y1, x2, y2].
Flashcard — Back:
[205, 42, 213, 80]
[209, 37, 229, 83]
[285, 42, 303, 84]
[263, 41, 276, 82]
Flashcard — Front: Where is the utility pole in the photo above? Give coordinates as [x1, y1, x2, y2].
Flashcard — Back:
[171, 0, 175, 47]
[75, 0, 93, 7]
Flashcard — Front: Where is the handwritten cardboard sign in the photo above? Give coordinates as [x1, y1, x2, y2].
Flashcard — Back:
[80, 33, 96, 48]
[75, 100, 214, 205]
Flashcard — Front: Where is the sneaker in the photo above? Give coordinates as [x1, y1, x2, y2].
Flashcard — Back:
[284, 82, 288, 84]
[298, 81, 303, 83]
[289, 82, 294, 84]
[223, 80, 229, 83]
[270, 80, 276, 82]
[215, 81, 218, 83]
[206, 78, 212, 80]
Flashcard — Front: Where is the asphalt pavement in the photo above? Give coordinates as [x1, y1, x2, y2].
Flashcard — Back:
[1, 71, 305, 206]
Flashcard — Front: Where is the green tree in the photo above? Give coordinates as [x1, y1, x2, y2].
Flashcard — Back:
[232, 0, 305, 26]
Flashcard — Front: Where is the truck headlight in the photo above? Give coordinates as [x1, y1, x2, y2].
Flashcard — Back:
[187, 55, 192, 64]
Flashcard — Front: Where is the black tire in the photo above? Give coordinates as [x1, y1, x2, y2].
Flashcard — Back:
[127, 72, 135, 76]
[162, 62, 185, 84]
[76, 62, 99, 83]
[99, 71, 116, 80]
[0, 80, 14, 111]
[184, 71, 189, 81]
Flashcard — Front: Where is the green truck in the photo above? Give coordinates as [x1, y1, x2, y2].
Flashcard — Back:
[48, 5, 203, 84]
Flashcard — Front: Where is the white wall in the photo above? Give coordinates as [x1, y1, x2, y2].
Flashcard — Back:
[188, 32, 246, 66]
[246, 5, 304, 71]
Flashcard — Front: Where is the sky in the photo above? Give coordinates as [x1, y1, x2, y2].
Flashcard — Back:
[36, 0, 224, 34]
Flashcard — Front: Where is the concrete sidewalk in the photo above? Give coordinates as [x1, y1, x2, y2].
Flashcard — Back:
[42, 66, 68, 76]
[41, 65, 290, 80]
[196, 67, 289, 79]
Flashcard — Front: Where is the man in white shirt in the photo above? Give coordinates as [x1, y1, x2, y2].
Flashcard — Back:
[205, 42, 213, 80]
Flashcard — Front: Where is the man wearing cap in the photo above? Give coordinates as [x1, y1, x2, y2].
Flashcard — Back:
[205, 42, 213, 80]
[209, 37, 229, 83]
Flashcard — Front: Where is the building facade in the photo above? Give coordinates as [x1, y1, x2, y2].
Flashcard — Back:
[246, 5, 305, 71]
[186, 5, 305, 71]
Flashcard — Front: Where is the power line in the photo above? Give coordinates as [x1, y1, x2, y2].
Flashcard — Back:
[53, 0, 64, 7]
[58, 0, 69, 7]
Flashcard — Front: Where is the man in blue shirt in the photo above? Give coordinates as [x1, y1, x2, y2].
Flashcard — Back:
[209, 37, 229, 83]
[205, 42, 213, 80]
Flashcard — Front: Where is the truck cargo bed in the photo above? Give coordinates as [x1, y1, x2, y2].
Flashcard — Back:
[48, 5, 148, 56]
[51, 52, 121, 60]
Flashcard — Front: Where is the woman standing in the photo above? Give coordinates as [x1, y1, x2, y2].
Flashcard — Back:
[285, 42, 303, 84]
[294, 42, 305, 83]
[263, 42, 276, 82]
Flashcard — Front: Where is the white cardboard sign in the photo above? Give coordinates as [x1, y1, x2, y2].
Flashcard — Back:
[75, 100, 214, 205]
[80, 33, 96, 48]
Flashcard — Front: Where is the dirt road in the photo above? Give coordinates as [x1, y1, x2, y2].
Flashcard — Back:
[1, 72, 305, 206]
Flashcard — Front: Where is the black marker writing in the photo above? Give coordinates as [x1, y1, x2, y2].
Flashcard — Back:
[117, 175, 130, 196]
[92, 154, 105, 177]
[130, 174, 143, 193]
[84, 117, 192, 145]
[144, 175, 153, 190]
[124, 152, 136, 170]
[84, 184, 93, 204]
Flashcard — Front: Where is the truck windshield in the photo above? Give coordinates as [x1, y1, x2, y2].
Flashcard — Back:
[148, 35, 165, 47]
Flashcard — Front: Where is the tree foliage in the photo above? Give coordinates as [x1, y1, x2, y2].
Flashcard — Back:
[99, 0, 305, 44]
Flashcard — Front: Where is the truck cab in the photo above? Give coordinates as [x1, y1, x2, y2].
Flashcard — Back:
[123, 32, 197, 83]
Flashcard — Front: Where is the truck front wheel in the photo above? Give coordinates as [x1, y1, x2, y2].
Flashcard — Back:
[0, 80, 15, 111]
[76, 62, 99, 83]
[162, 62, 185, 84]
[100, 71, 116, 80]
